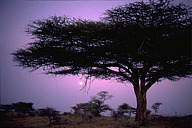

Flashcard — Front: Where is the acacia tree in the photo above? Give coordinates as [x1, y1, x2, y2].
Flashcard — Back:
[12, 102, 35, 114]
[71, 91, 112, 117]
[89, 91, 113, 116]
[38, 107, 60, 125]
[12, 0, 191, 124]
[151, 102, 162, 115]
[118, 103, 136, 117]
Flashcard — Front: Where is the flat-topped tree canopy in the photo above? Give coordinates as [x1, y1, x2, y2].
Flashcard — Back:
[13, 3, 191, 83]
[12, 0, 191, 124]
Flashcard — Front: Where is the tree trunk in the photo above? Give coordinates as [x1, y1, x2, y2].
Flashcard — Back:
[135, 91, 147, 125]
[48, 116, 52, 126]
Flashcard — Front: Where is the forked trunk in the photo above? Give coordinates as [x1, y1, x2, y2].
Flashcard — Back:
[135, 91, 147, 125]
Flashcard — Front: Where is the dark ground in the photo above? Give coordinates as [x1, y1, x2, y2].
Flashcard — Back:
[0, 114, 191, 128]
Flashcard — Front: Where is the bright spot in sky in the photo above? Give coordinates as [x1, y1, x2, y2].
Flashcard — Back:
[79, 81, 83, 85]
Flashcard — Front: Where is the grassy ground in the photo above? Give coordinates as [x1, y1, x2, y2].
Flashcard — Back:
[0, 115, 191, 128]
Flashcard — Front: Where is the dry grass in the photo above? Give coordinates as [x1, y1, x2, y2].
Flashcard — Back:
[0, 115, 191, 128]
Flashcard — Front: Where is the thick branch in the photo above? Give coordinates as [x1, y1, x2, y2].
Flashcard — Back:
[103, 67, 134, 83]
[144, 76, 159, 92]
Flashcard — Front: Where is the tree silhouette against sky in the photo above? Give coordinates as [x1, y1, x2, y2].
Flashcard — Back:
[151, 102, 163, 115]
[12, 0, 191, 125]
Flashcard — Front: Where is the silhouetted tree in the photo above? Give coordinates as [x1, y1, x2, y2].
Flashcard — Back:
[12, 0, 191, 125]
[89, 91, 113, 116]
[11, 102, 35, 114]
[118, 103, 129, 116]
[38, 107, 60, 125]
[72, 91, 112, 117]
[71, 102, 94, 121]
[151, 102, 162, 115]
[0, 102, 35, 118]
[118, 103, 136, 117]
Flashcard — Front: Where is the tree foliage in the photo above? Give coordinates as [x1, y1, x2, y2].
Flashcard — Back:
[151, 102, 163, 115]
[118, 103, 136, 117]
[38, 107, 59, 117]
[0, 102, 35, 114]
[71, 91, 113, 117]
[38, 107, 60, 124]
[12, 102, 35, 113]
[12, 0, 191, 85]
[89, 91, 113, 116]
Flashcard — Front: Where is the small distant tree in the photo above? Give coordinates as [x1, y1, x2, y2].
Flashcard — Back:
[0, 102, 35, 114]
[38, 107, 60, 125]
[118, 103, 130, 116]
[63, 112, 72, 116]
[118, 103, 137, 117]
[76, 102, 92, 115]
[151, 102, 162, 115]
[71, 91, 113, 117]
[89, 91, 113, 116]
[11, 102, 35, 114]
[0, 102, 35, 118]
[71, 102, 94, 120]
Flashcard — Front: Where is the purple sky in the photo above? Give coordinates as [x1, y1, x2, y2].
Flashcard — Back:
[0, 0, 191, 116]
